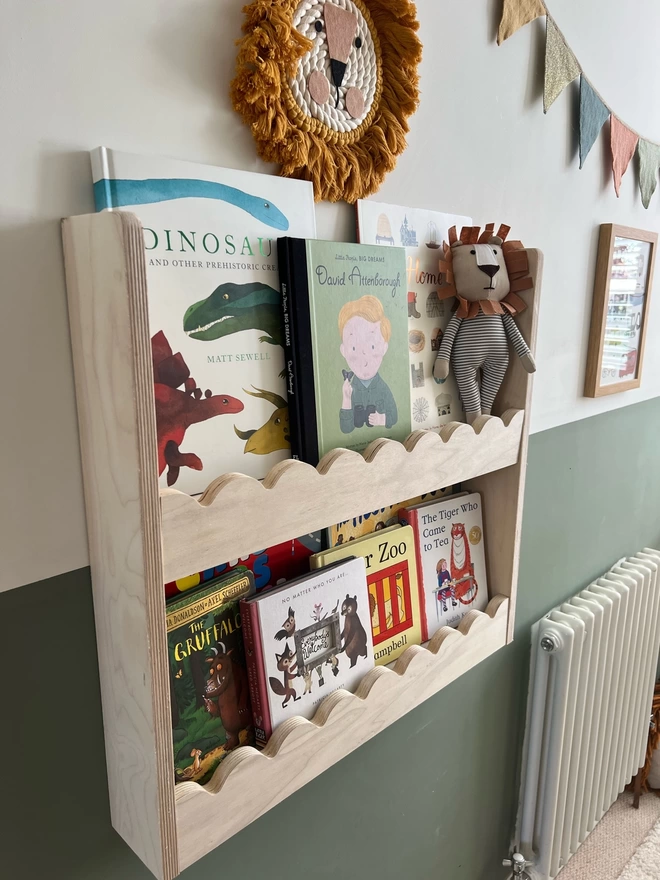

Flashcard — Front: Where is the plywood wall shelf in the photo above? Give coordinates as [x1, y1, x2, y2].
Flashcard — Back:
[62, 210, 542, 879]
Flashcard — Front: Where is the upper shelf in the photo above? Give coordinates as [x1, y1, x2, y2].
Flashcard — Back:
[160, 408, 525, 583]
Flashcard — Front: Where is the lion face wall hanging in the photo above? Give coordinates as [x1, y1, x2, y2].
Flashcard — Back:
[231, 0, 422, 203]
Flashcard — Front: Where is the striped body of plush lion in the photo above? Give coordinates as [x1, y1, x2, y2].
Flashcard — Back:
[433, 224, 536, 423]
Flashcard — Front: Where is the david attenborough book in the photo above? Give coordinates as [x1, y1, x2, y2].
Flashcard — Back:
[164, 531, 324, 599]
[240, 557, 373, 748]
[91, 147, 316, 494]
[327, 486, 460, 547]
[399, 491, 488, 639]
[356, 199, 471, 430]
[278, 238, 411, 463]
[311, 525, 422, 665]
[166, 568, 256, 785]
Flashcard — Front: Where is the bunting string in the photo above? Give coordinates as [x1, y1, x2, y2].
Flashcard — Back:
[498, 0, 660, 208]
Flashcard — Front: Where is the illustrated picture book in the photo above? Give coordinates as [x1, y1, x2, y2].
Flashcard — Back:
[91, 147, 316, 494]
[241, 557, 373, 748]
[356, 199, 471, 430]
[311, 525, 422, 665]
[278, 237, 411, 463]
[164, 531, 324, 599]
[327, 485, 460, 547]
[166, 568, 256, 785]
[399, 491, 488, 639]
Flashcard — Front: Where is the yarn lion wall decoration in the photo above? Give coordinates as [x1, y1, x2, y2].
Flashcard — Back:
[231, 0, 422, 202]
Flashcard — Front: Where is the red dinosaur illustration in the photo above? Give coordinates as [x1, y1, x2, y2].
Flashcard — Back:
[152, 331, 243, 487]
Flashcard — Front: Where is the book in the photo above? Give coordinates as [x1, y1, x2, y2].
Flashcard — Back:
[91, 147, 316, 494]
[164, 531, 324, 599]
[241, 557, 373, 748]
[311, 525, 422, 665]
[356, 199, 472, 429]
[278, 237, 412, 463]
[326, 485, 460, 547]
[399, 491, 488, 639]
[166, 568, 256, 784]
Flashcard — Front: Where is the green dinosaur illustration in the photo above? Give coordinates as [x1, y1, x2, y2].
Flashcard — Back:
[183, 282, 283, 346]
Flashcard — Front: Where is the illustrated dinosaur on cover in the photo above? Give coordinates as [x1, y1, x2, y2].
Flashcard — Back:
[182, 281, 284, 347]
[152, 330, 243, 487]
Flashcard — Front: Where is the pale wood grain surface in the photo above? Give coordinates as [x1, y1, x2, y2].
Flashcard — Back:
[174, 596, 509, 871]
[62, 212, 177, 880]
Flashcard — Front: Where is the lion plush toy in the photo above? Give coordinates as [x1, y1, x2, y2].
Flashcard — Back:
[433, 224, 536, 424]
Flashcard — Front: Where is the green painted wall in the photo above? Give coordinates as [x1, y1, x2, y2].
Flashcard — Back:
[3, 398, 660, 880]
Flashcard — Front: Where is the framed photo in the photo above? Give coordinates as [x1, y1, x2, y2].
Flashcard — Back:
[585, 224, 657, 397]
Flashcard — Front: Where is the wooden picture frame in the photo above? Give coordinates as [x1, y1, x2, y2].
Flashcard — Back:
[585, 224, 657, 398]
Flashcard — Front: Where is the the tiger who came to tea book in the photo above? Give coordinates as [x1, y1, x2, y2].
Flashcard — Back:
[311, 525, 422, 666]
[91, 147, 316, 495]
[279, 238, 411, 463]
[240, 557, 373, 748]
[166, 568, 256, 785]
[356, 199, 471, 430]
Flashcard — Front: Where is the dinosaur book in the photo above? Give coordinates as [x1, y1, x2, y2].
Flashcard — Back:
[166, 568, 256, 785]
[91, 147, 316, 494]
[356, 199, 472, 430]
[311, 525, 422, 665]
[399, 492, 488, 639]
[278, 237, 411, 464]
[240, 557, 373, 748]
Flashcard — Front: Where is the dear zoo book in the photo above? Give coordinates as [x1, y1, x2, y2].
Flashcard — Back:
[400, 491, 488, 639]
[356, 199, 471, 429]
[279, 238, 411, 463]
[240, 557, 373, 748]
[166, 568, 255, 785]
[91, 147, 316, 494]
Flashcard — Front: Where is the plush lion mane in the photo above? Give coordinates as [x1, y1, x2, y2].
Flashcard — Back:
[230, 0, 422, 202]
[437, 223, 533, 319]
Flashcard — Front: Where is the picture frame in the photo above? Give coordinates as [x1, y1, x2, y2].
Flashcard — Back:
[293, 612, 341, 676]
[584, 224, 657, 397]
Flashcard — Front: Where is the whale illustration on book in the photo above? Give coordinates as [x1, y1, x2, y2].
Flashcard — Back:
[183, 281, 284, 346]
[93, 177, 289, 230]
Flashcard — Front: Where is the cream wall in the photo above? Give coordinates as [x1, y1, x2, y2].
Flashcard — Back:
[2, 0, 659, 591]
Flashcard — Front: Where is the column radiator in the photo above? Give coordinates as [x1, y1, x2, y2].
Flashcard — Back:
[512, 550, 660, 880]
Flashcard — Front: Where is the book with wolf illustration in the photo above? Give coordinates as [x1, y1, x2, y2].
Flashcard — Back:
[278, 237, 411, 463]
[164, 531, 324, 599]
[240, 557, 373, 748]
[399, 491, 488, 639]
[166, 568, 256, 785]
[327, 486, 460, 547]
[90, 147, 316, 494]
[311, 525, 422, 665]
[356, 200, 471, 430]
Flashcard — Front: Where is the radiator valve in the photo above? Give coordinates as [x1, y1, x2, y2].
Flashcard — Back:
[503, 852, 531, 878]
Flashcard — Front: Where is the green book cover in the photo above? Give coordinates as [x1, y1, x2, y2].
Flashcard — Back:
[305, 240, 412, 458]
[166, 568, 255, 785]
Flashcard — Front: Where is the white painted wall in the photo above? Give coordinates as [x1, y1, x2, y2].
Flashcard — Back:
[2, 0, 660, 591]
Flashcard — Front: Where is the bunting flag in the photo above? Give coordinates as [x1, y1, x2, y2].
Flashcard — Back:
[579, 77, 609, 168]
[498, 0, 660, 207]
[543, 17, 580, 113]
[638, 140, 660, 210]
[498, 0, 545, 45]
[611, 117, 638, 197]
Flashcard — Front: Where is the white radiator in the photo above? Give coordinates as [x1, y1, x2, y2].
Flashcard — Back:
[512, 550, 660, 880]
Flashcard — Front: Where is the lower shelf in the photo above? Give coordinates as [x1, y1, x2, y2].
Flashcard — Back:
[174, 595, 509, 871]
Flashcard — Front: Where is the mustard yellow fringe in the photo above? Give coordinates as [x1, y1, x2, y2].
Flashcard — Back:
[230, 0, 422, 202]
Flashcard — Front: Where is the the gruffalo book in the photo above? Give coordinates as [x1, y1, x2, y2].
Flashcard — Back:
[311, 525, 422, 665]
[279, 237, 411, 463]
[166, 568, 256, 785]
[240, 557, 373, 748]
[399, 492, 488, 639]
[356, 199, 471, 430]
[91, 147, 316, 494]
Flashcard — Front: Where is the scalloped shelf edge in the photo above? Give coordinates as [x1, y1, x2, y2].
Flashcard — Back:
[173, 595, 508, 870]
[161, 411, 525, 584]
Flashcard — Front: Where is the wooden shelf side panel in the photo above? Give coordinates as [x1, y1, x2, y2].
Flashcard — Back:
[174, 597, 509, 872]
[62, 213, 177, 880]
